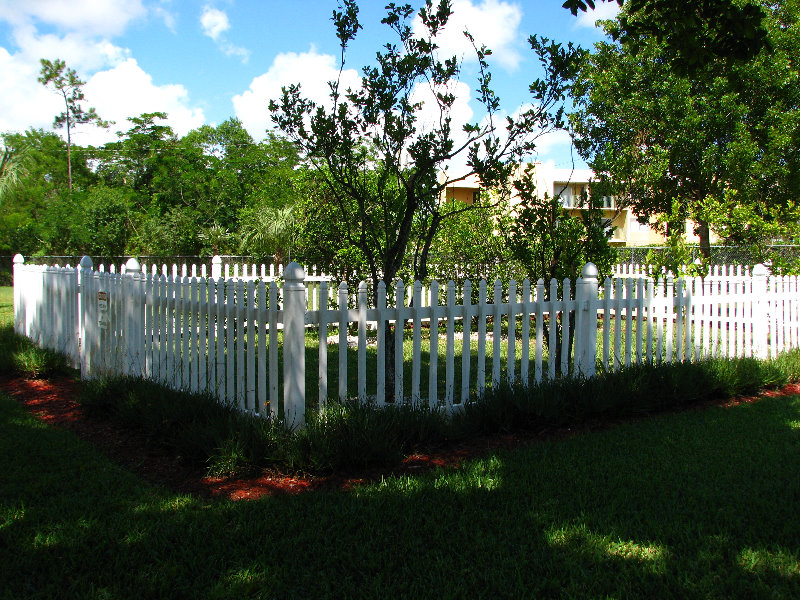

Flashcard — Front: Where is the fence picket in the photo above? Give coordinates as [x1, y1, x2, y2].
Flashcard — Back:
[477, 280, 487, 395]
[395, 281, 404, 403]
[492, 280, 502, 385]
[425, 281, 439, 407]
[508, 280, 517, 385]
[246, 280, 256, 411]
[377, 281, 386, 407]
[521, 279, 530, 387]
[462, 279, 472, 404]
[411, 281, 421, 403]
[338, 282, 348, 402]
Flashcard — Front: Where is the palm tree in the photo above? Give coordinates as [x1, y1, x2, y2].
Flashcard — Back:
[239, 205, 296, 263]
[0, 146, 27, 198]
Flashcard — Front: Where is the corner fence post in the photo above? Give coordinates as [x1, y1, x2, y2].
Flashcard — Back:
[283, 262, 306, 428]
[576, 263, 599, 377]
[124, 257, 142, 376]
[13, 254, 24, 336]
[79, 255, 94, 378]
[211, 255, 222, 280]
[752, 263, 769, 359]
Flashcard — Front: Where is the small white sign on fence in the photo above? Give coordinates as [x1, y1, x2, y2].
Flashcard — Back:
[97, 291, 109, 330]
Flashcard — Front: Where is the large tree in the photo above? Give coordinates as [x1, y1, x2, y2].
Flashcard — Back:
[563, 0, 769, 73]
[570, 0, 800, 260]
[38, 58, 109, 191]
[270, 0, 581, 302]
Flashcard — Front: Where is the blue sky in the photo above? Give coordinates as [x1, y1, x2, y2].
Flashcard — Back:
[0, 0, 620, 169]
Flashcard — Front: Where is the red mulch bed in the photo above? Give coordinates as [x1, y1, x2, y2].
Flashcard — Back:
[3, 374, 799, 502]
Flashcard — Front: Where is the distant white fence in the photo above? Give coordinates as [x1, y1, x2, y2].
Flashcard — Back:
[612, 263, 753, 279]
[13, 254, 800, 428]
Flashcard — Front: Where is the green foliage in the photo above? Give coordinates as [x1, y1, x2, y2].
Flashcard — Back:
[81, 185, 136, 256]
[645, 225, 709, 280]
[571, 1, 800, 258]
[0, 145, 27, 199]
[0, 325, 71, 379]
[473, 352, 797, 432]
[424, 198, 523, 285]
[38, 58, 110, 190]
[294, 399, 450, 472]
[504, 167, 617, 287]
[563, 0, 769, 73]
[271, 0, 582, 298]
[76, 349, 800, 478]
[0, 129, 94, 255]
[80, 377, 290, 469]
[237, 204, 296, 263]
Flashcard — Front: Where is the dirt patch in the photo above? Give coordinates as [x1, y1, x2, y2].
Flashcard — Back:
[3, 375, 798, 502]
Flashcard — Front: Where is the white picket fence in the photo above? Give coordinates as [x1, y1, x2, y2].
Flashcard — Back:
[13, 254, 800, 428]
[613, 263, 753, 279]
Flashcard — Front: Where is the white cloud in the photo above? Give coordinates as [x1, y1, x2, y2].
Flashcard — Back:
[0, 0, 146, 37]
[233, 47, 360, 140]
[408, 78, 476, 174]
[200, 6, 229, 41]
[412, 0, 523, 71]
[0, 0, 204, 146]
[153, 3, 177, 33]
[11, 23, 130, 72]
[574, 2, 620, 28]
[199, 5, 249, 63]
[78, 58, 205, 145]
[0, 46, 66, 135]
[410, 79, 474, 136]
[0, 47, 205, 146]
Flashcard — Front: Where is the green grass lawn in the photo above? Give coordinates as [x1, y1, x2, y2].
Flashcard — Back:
[0, 287, 12, 325]
[3, 282, 799, 596]
[2, 386, 799, 598]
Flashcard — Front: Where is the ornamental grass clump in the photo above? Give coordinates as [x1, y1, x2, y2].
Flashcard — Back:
[79, 350, 800, 478]
[291, 399, 451, 473]
[0, 324, 71, 379]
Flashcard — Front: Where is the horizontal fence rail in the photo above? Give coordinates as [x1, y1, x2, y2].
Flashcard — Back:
[13, 255, 800, 428]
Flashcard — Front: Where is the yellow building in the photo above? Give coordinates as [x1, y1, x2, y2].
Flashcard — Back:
[443, 164, 717, 247]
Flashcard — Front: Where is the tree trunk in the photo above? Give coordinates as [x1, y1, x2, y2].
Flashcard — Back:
[696, 220, 711, 259]
[66, 126, 73, 192]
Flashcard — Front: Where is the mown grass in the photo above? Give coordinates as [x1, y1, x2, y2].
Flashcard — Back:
[2, 387, 799, 598]
[0, 286, 75, 379]
[3, 283, 800, 596]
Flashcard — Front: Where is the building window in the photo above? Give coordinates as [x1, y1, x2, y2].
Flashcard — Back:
[472, 190, 480, 204]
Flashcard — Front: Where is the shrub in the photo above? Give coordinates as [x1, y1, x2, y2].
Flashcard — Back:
[77, 351, 800, 478]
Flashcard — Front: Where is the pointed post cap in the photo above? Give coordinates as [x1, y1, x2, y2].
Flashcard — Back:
[125, 257, 141, 273]
[13, 253, 24, 265]
[752, 263, 769, 277]
[283, 261, 305, 282]
[79, 255, 93, 269]
[581, 262, 599, 279]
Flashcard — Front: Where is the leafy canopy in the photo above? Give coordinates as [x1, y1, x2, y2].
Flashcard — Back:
[271, 0, 581, 295]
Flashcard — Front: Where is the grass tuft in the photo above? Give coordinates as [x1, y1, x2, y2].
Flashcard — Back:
[0, 324, 72, 379]
[78, 350, 800, 478]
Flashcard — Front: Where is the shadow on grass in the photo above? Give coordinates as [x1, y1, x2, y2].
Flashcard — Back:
[2, 392, 799, 598]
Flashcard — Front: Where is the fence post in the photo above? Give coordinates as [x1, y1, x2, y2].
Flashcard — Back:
[576, 263, 599, 377]
[283, 262, 306, 428]
[124, 257, 142, 376]
[752, 263, 769, 359]
[211, 255, 222, 279]
[79, 255, 94, 378]
[13, 254, 24, 336]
